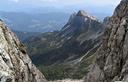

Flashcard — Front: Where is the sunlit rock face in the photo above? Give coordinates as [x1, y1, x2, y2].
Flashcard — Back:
[0, 20, 46, 82]
[85, 0, 128, 82]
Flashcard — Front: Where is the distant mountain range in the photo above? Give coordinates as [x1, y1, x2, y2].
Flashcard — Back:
[13, 30, 41, 41]
[0, 12, 69, 32]
[0, 10, 112, 33]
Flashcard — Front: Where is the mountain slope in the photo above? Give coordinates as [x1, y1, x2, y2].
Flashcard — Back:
[0, 20, 46, 82]
[25, 10, 103, 65]
[85, 0, 128, 82]
[24, 10, 103, 80]
[13, 30, 41, 41]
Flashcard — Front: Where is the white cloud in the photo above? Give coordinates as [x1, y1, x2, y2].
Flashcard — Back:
[11, 0, 19, 3]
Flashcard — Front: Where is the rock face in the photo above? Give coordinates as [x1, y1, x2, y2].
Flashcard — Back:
[0, 20, 46, 82]
[85, 0, 128, 82]
[103, 16, 110, 26]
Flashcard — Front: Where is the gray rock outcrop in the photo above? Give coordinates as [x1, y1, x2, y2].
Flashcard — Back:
[0, 21, 46, 82]
[85, 0, 128, 82]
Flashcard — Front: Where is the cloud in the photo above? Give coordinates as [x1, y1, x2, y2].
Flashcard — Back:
[11, 0, 19, 3]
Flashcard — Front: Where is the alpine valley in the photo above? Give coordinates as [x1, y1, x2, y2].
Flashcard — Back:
[1, 0, 128, 82]
[24, 10, 104, 80]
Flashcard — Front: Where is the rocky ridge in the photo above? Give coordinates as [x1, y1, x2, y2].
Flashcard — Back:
[60, 10, 101, 38]
[0, 20, 46, 82]
[85, 0, 128, 82]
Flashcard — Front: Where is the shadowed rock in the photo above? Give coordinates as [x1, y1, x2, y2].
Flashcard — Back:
[85, 0, 128, 82]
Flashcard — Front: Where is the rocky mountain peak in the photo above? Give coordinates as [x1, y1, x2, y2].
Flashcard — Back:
[77, 10, 88, 16]
[85, 0, 128, 82]
[77, 10, 97, 20]
[60, 10, 102, 38]
[0, 20, 46, 82]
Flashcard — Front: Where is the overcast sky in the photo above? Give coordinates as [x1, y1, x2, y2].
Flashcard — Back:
[8, 0, 121, 6]
[0, 0, 121, 13]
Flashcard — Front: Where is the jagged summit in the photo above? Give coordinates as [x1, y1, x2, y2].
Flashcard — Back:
[77, 10, 97, 20]
[77, 10, 88, 16]
[60, 10, 102, 38]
